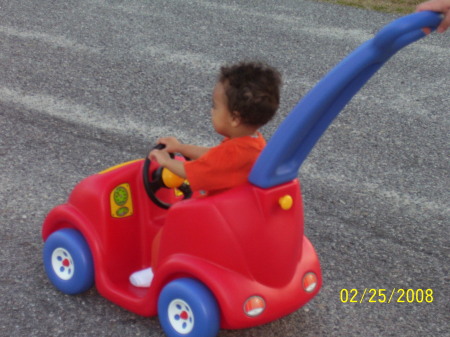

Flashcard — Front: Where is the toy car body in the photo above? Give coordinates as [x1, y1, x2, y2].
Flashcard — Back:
[42, 11, 442, 337]
[42, 157, 321, 331]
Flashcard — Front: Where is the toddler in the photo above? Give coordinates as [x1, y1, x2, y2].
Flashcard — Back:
[130, 61, 282, 287]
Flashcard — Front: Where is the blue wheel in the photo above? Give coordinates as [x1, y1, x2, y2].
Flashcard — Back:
[158, 278, 220, 337]
[43, 228, 94, 295]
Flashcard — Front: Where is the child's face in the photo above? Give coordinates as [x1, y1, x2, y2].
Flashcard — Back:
[211, 82, 238, 137]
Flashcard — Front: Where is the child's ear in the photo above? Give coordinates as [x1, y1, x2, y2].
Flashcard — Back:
[230, 111, 241, 127]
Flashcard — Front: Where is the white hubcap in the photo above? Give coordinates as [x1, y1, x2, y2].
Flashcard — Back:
[168, 299, 194, 334]
[51, 248, 74, 280]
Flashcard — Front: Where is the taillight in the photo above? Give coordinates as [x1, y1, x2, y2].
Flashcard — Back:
[303, 272, 318, 293]
[243, 296, 266, 317]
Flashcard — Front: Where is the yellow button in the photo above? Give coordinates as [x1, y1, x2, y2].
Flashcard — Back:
[279, 195, 293, 210]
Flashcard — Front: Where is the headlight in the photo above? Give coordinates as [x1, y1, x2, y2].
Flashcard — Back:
[243, 296, 266, 317]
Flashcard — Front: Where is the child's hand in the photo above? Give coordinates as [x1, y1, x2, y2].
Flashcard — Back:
[149, 149, 171, 166]
[148, 148, 187, 179]
[157, 137, 181, 153]
[155, 137, 209, 160]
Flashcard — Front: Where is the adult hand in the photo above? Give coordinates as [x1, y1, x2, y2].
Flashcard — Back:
[416, 0, 450, 33]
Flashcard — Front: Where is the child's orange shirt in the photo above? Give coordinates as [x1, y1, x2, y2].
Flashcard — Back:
[184, 132, 266, 195]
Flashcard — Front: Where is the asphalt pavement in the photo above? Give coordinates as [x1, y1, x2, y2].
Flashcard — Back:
[1, 0, 449, 336]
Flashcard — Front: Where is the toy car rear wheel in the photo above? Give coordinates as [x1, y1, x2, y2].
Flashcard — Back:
[158, 278, 220, 337]
[43, 228, 94, 295]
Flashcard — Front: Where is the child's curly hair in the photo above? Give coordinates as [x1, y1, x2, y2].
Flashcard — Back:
[219, 61, 282, 127]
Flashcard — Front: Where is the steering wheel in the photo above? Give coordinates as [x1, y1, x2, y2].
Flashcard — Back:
[143, 144, 192, 209]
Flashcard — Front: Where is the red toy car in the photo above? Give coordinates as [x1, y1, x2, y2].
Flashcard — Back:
[42, 152, 321, 337]
[41, 12, 441, 337]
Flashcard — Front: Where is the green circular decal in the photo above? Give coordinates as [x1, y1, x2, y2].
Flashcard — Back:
[114, 187, 128, 206]
[116, 207, 129, 217]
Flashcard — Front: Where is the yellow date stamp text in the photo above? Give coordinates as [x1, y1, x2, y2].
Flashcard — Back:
[340, 288, 434, 303]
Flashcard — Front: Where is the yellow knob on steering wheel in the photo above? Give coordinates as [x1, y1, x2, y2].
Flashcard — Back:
[161, 168, 185, 189]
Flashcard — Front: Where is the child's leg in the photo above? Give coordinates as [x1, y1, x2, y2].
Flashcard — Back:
[129, 229, 163, 287]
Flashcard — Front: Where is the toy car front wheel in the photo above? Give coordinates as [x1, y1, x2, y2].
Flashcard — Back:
[158, 278, 220, 337]
[43, 228, 94, 295]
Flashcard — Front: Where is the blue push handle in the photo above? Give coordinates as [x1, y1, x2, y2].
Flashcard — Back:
[249, 11, 442, 188]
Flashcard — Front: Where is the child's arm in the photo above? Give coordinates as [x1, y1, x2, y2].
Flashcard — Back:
[149, 149, 187, 179]
[158, 137, 210, 160]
